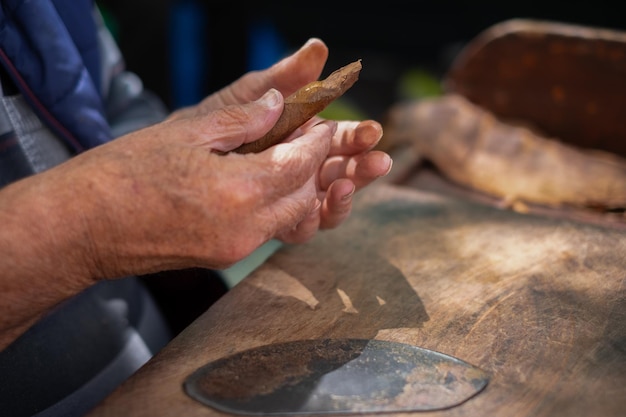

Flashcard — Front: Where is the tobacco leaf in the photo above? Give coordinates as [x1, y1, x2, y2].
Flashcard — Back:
[444, 19, 626, 159]
[383, 94, 626, 209]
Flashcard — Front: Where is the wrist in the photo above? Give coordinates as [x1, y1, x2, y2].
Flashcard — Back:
[0, 170, 97, 300]
[0, 170, 100, 348]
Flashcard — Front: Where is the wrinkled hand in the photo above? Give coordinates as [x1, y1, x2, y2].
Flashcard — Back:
[170, 38, 392, 244]
[2, 39, 391, 285]
[0, 38, 392, 348]
[273, 116, 390, 244]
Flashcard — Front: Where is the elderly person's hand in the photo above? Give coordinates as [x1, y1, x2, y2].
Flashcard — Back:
[0, 38, 391, 349]
[170, 38, 392, 243]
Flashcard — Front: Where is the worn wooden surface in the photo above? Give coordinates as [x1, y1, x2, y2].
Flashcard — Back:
[88, 182, 626, 417]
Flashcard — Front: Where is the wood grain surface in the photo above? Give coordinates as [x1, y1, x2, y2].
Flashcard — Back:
[88, 183, 626, 417]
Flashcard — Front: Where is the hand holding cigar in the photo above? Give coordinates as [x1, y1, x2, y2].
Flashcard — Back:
[231, 60, 362, 154]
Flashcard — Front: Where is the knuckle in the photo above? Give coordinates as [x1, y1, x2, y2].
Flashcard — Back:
[216, 106, 249, 134]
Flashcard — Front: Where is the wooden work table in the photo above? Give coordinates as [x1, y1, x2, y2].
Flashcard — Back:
[88, 179, 626, 417]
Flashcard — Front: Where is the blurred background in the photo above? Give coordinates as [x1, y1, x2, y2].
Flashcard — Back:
[96, 0, 624, 122]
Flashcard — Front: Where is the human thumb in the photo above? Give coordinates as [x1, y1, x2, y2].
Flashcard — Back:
[209, 89, 284, 153]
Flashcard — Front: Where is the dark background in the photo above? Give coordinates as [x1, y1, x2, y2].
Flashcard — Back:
[97, 1, 624, 120]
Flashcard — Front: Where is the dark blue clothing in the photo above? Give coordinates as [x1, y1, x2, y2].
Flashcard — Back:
[0, 0, 112, 152]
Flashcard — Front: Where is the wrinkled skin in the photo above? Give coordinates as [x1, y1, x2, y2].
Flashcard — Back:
[0, 38, 392, 349]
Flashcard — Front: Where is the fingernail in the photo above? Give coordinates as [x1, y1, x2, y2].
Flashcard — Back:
[381, 154, 394, 176]
[342, 184, 356, 201]
[259, 88, 281, 107]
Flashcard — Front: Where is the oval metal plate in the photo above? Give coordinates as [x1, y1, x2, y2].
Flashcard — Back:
[183, 339, 488, 415]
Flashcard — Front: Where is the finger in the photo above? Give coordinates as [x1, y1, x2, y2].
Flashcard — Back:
[255, 120, 336, 201]
[319, 179, 355, 229]
[207, 38, 329, 109]
[353, 151, 393, 188]
[263, 38, 329, 97]
[276, 199, 322, 244]
[194, 89, 284, 152]
[329, 120, 384, 157]
[283, 115, 325, 143]
[318, 150, 393, 190]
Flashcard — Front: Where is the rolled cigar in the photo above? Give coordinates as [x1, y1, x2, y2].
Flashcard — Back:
[232, 60, 362, 154]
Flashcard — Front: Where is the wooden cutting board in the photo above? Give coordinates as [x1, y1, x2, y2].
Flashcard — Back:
[88, 183, 626, 417]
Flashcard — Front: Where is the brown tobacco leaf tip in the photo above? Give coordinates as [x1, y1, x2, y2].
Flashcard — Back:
[232, 59, 362, 154]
